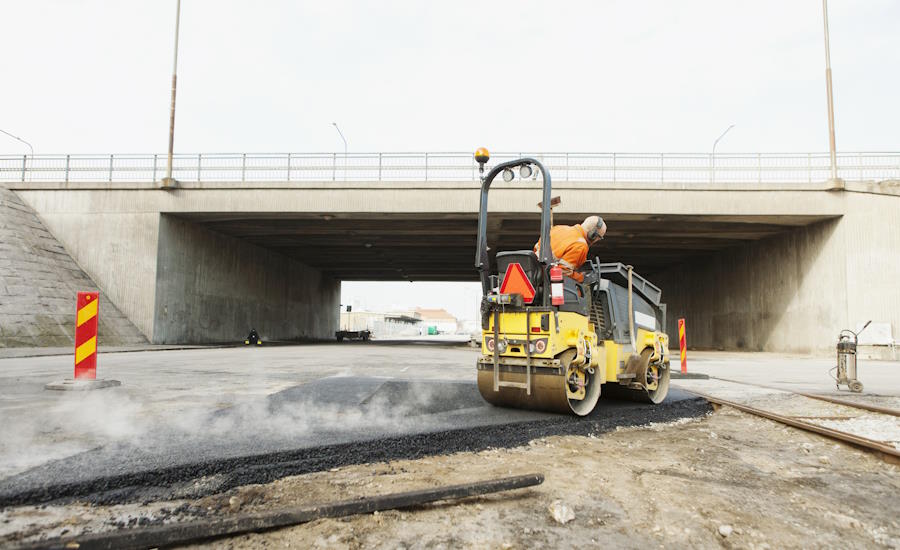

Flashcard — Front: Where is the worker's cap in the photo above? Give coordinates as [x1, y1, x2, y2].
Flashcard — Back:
[583, 215, 606, 241]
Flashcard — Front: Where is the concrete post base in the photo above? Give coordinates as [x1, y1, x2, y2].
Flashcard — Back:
[825, 177, 845, 190]
[158, 177, 178, 189]
[44, 378, 122, 391]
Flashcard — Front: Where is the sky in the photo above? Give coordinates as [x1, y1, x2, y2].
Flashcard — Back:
[2, 1, 898, 322]
[1, 1, 898, 155]
[341, 281, 483, 328]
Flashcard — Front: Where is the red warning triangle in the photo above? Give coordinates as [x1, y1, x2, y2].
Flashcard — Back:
[499, 263, 536, 304]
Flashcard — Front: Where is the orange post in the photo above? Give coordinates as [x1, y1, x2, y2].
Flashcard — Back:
[74, 292, 99, 379]
[677, 318, 687, 374]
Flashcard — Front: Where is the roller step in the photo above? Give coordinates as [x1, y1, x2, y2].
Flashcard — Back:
[497, 381, 528, 389]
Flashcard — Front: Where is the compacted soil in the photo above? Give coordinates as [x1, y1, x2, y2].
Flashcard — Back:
[3, 405, 899, 549]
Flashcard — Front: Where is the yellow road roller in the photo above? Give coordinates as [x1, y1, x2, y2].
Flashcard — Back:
[473, 148, 671, 416]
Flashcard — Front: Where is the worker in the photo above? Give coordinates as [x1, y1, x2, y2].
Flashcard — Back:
[534, 215, 607, 282]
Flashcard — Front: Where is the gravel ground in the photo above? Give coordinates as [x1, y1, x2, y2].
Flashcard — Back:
[3, 406, 899, 549]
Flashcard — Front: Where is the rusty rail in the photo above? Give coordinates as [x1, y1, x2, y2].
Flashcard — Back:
[683, 389, 900, 465]
[708, 376, 900, 417]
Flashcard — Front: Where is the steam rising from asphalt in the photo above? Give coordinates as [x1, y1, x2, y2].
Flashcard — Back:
[0, 377, 448, 478]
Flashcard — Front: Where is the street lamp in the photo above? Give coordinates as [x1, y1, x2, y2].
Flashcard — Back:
[711, 123, 735, 184]
[0, 128, 34, 181]
[161, 0, 182, 189]
[332, 122, 348, 181]
[822, 0, 838, 182]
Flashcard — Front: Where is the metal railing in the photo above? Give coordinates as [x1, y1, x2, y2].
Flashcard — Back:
[1, 152, 898, 184]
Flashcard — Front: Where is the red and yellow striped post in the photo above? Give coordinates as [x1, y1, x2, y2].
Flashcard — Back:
[677, 318, 687, 374]
[75, 292, 99, 379]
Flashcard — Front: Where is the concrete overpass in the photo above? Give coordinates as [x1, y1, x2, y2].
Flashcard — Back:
[2, 152, 899, 355]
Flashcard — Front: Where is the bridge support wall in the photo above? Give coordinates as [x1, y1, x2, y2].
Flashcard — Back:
[658, 191, 900, 355]
[152, 215, 339, 344]
[12, 195, 339, 344]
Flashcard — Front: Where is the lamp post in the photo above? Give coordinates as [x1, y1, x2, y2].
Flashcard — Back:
[161, 0, 182, 189]
[822, 0, 838, 182]
[0, 128, 34, 181]
[332, 122, 348, 181]
[711, 123, 735, 184]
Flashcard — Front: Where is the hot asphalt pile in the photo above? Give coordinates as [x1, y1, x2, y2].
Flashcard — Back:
[0, 379, 709, 507]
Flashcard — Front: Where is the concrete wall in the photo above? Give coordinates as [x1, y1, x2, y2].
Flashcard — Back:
[9, 191, 162, 339]
[0, 187, 146, 347]
[656, 219, 844, 354]
[842, 192, 900, 347]
[657, 190, 900, 355]
[10, 189, 339, 345]
[152, 215, 339, 344]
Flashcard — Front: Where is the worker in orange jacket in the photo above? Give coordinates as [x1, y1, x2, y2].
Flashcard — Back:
[534, 216, 607, 282]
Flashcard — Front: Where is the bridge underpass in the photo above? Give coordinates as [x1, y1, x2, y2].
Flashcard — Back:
[182, 212, 835, 281]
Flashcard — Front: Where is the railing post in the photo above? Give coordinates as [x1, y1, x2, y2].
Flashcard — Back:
[286, 153, 291, 182]
[197, 153, 202, 182]
[808, 152, 812, 183]
[332, 153, 337, 181]
[152, 154, 158, 183]
[424, 153, 429, 181]
[612, 153, 616, 183]
[565, 152, 569, 181]
[660, 153, 664, 183]
[241, 153, 246, 182]
[859, 152, 863, 181]
[109, 154, 114, 182]
[65, 154, 70, 183]
[758, 153, 762, 183]
[21, 155, 26, 182]
[378, 153, 382, 181]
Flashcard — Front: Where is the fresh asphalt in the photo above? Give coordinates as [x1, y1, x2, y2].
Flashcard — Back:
[0, 343, 709, 506]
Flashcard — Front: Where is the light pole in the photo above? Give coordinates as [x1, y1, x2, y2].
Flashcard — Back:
[711, 123, 735, 184]
[161, 0, 182, 189]
[0, 128, 34, 181]
[332, 122, 348, 181]
[822, 0, 838, 182]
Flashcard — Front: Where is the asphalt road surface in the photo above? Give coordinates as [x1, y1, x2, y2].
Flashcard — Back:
[0, 341, 707, 506]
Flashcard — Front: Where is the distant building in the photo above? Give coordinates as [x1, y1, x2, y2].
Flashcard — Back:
[414, 308, 459, 334]
[340, 310, 421, 338]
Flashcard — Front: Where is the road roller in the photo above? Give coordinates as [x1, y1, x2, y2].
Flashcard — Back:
[473, 148, 671, 416]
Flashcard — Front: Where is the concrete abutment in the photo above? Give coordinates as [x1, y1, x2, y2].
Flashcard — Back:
[153, 215, 339, 344]
[658, 191, 900, 355]
[4, 192, 339, 345]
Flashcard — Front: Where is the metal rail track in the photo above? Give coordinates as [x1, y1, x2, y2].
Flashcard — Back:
[707, 376, 900, 417]
[681, 388, 900, 465]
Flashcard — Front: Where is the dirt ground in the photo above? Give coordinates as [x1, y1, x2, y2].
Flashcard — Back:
[4, 406, 899, 549]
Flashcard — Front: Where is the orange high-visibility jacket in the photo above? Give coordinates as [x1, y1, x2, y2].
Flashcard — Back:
[534, 224, 589, 282]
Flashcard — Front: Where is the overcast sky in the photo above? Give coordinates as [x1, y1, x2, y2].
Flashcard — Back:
[2, 1, 898, 155]
[3, 1, 898, 323]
